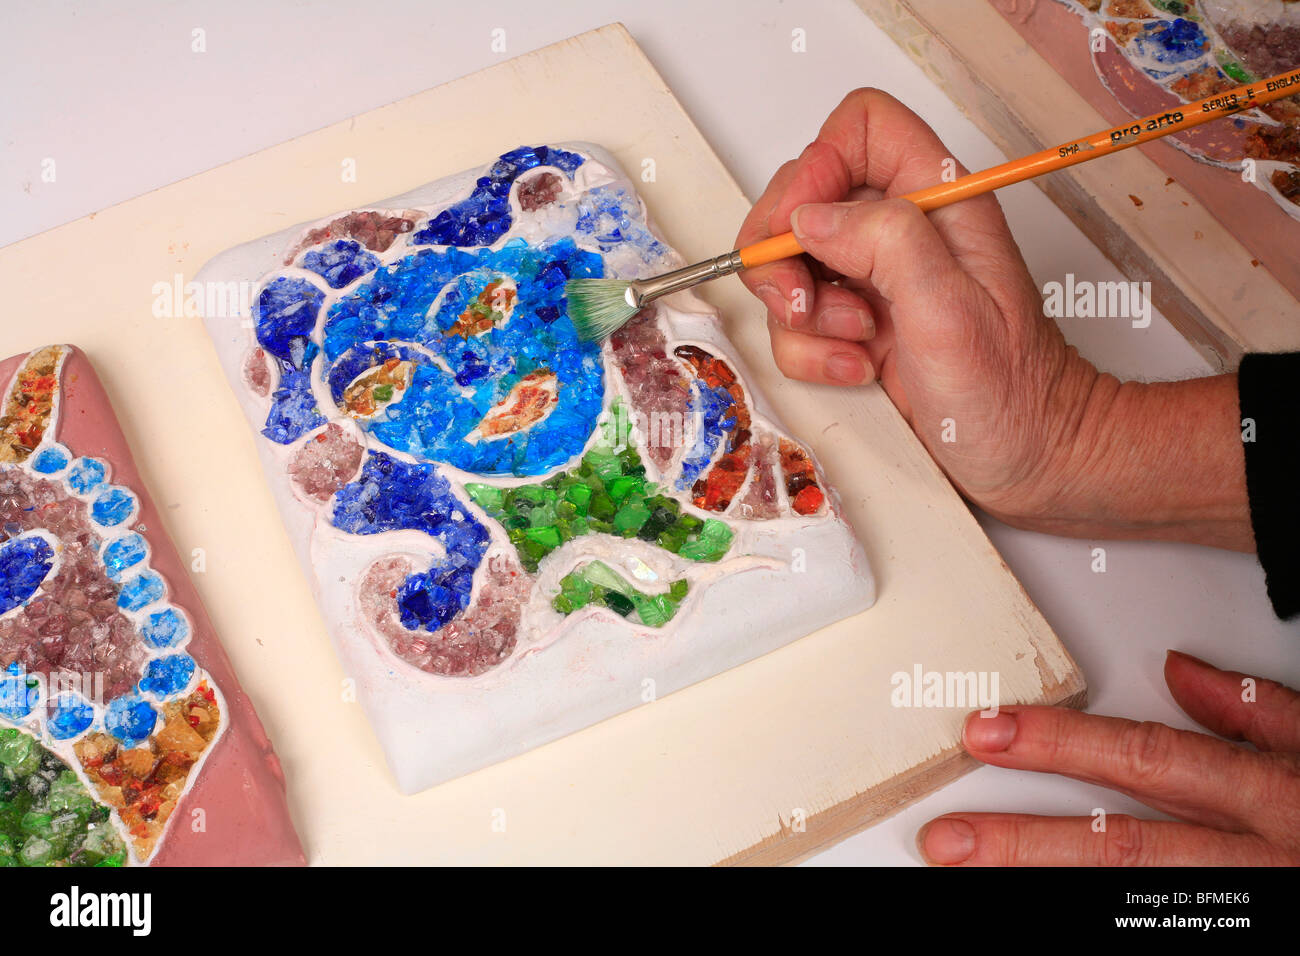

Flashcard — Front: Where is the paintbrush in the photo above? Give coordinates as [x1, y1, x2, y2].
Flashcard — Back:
[566, 65, 1300, 341]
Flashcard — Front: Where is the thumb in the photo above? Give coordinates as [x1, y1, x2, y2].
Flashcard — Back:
[790, 198, 957, 299]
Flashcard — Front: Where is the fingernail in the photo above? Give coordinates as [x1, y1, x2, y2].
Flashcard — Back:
[792, 204, 846, 241]
[816, 307, 869, 340]
[825, 353, 868, 385]
[964, 711, 1017, 752]
[917, 818, 975, 865]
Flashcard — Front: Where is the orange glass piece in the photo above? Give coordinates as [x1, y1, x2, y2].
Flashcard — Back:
[475, 369, 558, 439]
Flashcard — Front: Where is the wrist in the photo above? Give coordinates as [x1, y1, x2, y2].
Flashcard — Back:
[996, 371, 1253, 550]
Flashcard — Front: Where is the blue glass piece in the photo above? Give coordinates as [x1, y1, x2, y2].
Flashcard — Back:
[0, 662, 39, 720]
[66, 458, 107, 495]
[1134, 18, 1209, 79]
[30, 443, 71, 474]
[140, 607, 189, 649]
[255, 276, 325, 363]
[117, 570, 165, 611]
[677, 381, 735, 490]
[322, 238, 604, 476]
[101, 533, 147, 579]
[138, 654, 196, 698]
[0, 534, 55, 614]
[332, 452, 489, 631]
[574, 186, 672, 265]
[262, 347, 327, 445]
[47, 694, 95, 740]
[104, 693, 157, 747]
[300, 239, 380, 289]
[412, 145, 585, 247]
[91, 487, 136, 527]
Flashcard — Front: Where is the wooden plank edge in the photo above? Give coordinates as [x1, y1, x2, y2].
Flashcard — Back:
[718, 670, 1088, 866]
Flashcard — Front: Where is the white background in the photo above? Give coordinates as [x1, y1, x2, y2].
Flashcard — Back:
[2, 0, 1296, 865]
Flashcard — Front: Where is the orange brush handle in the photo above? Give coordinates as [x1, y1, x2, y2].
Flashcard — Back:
[737, 66, 1300, 270]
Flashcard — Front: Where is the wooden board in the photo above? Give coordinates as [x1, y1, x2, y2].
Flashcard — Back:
[0, 23, 1083, 865]
[856, 0, 1300, 372]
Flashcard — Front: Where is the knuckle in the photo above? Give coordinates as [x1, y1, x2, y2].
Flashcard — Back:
[1256, 752, 1300, 837]
[1116, 721, 1179, 789]
[1042, 712, 1076, 766]
[1100, 814, 1149, 867]
[870, 201, 925, 261]
[989, 820, 1025, 866]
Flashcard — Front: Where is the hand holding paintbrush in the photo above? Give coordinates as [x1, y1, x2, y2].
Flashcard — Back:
[566, 66, 1300, 341]
[575, 83, 1297, 868]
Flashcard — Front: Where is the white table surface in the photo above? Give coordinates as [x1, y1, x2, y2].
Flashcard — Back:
[3, 0, 1295, 866]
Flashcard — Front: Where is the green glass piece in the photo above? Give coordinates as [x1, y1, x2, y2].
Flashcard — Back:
[564, 483, 591, 513]
[0, 732, 122, 867]
[678, 519, 734, 562]
[19, 836, 52, 866]
[528, 504, 557, 528]
[606, 475, 642, 503]
[465, 483, 503, 512]
[551, 561, 689, 628]
[589, 491, 616, 521]
[0, 730, 32, 769]
[1216, 53, 1252, 83]
[525, 525, 561, 550]
[613, 502, 650, 535]
[656, 528, 686, 554]
[636, 594, 679, 628]
[604, 592, 636, 617]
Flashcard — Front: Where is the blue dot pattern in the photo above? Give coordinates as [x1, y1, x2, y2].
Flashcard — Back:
[117, 570, 165, 612]
[101, 533, 147, 579]
[411, 145, 585, 247]
[104, 694, 157, 747]
[30, 444, 70, 474]
[66, 458, 107, 495]
[140, 607, 189, 649]
[4, 444, 208, 745]
[323, 237, 604, 476]
[0, 663, 38, 720]
[91, 487, 136, 527]
[0, 535, 54, 615]
[139, 655, 196, 698]
[47, 695, 95, 740]
[332, 452, 490, 630]
[301, 239, 380, 289]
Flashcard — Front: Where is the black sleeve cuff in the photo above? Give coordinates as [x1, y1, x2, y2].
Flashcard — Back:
[1239, 352, 1300, 620]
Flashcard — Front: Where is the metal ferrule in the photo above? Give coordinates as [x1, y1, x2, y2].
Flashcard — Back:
[626, 250, 744, 309]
